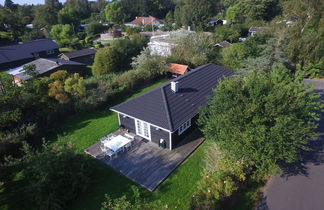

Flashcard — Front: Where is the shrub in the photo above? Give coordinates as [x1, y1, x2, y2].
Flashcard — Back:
[170, 32, 217, 67]
[2, 141, 93, 210]
[190, 172, 238, 210]
[305, 61, 324, 78]
[101, 186, 163, 210]
[92, 35, 148, 76]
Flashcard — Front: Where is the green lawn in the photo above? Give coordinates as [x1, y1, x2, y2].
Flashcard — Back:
[50, 79, 206, 209]
[59, 47, 73, 53]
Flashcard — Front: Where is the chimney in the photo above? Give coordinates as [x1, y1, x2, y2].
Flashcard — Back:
[56, 60, 59, 65]
[171, 81, 179, 93]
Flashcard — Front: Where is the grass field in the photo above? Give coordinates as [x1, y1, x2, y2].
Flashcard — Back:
[49, 79, 206, 209]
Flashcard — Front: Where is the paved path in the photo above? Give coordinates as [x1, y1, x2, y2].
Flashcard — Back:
[258, 79, 324, 210]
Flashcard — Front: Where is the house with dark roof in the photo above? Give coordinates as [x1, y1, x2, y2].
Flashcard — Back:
[168, 63, 190, 77]
[208, 18, 223, 27]
[7, 58, 86, 85]
[60, 48, 97, 65]
[110, 64, 234, 150]
[248, 26, 267, 37]
[215, 40, 232, 48]
[0, 39, 60, 70]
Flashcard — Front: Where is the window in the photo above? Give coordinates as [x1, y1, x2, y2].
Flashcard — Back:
[136, 120, 150, 139]
[178, 119, 191, 135]
[136, 120, 142, 136]
[46, 50, 55, 55]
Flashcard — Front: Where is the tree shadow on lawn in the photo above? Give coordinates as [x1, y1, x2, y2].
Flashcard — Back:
[67, 157, 151, 210]
[280, 89, 324, 179]
[51, 110, 117, 141]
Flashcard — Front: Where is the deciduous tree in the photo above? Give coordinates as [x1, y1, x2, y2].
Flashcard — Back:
[199, 67, 323, 178]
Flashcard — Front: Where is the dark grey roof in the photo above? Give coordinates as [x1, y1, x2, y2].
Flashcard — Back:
[249, 26, 266, 32]
[215, 41, 231, 48]
[0, 39, 59, 65]
[7, 58, 85, 81]
[111, 64, 234, 132]
[61, 48, 96, 59]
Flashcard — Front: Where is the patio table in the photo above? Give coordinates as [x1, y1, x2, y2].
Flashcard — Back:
[103, 135, 131, 152]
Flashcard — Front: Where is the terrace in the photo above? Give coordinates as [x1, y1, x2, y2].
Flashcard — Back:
[85, 129, 204, 191]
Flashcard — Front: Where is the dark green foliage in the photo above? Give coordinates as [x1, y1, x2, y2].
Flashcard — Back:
[101, 186, 162, 210]
[1, 141, 93, 210]
[240, 37, 293, 73]
[57, 7, 80, 26]
[92, 35, 148, 75]
[199, 67, 323, 178]
[226, 0, 281, 23]
[282, 0, 324, 67]
[50, 24, 78, 48]
[214, 24, 248, 42]
[0, 8, 23, 40]
[221, 34, 270, 69]
[104, 1, 126, 24]
[4, 0, 16, 10]
[174, 0, 219, 30]
[85, 22, 106, 36]
[304, 61, 324, 78]
[119, 0, 174, 20]
[20, 29, 43, 42]
[65, 0, 91, 19]
[170, 32, 218, 67]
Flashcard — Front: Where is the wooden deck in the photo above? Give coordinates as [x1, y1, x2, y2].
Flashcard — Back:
[84, 129, 204, 191]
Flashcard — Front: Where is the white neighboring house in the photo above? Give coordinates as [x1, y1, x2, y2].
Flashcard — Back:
[147, 30, 192, 57]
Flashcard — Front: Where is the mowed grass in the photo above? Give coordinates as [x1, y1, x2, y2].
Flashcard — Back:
[50, 79, 206, 210]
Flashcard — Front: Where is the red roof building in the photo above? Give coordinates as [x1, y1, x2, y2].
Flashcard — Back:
[125, 17, 164, 28]
[168, 63, 190, 76]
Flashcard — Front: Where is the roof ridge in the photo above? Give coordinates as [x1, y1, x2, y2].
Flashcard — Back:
[161, 87, 173, 131]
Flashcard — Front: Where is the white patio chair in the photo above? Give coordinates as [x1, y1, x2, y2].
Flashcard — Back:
[100, 137, 107, 143]
[107, 134, 116, 141]
[124, 142, 132, 151]
[106, 149, 116, 160]
[100, 144, 107, 153]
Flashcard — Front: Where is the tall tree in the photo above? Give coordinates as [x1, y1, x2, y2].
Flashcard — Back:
[4, 0, 16, 10]
[50, 24, 78, 47]
[57, 7, 79, 25]
[173, 0, 218, 30]
[33, 5, 58, 27]
[199, 67, 323, 178]
[281, 0, 324, 67]
[104, 1, 126, 24]
[65, 0, 91, 19]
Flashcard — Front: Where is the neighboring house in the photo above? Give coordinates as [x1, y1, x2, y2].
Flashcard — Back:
[0, 39, 60, 70]
[208, 18, 223, 27]
[110, 64, 234, 150]
[100, 26, 123, 41]
[148, 30, 191, 57]
[7, 58, 86, 85]
[248, 27, 266, 37]
[60, 48, 97, 65]
[124, 16, 164, 28]
[215, 40, 231, 48]
[168, 63, 190, 77]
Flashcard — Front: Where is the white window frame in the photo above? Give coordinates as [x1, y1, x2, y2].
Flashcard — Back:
[178, 119, 191, 135]
[135, 119, 151, 140]
[46, 49, 55, 55]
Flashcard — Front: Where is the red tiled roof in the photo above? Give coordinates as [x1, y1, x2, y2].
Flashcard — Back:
[168, 63, 189, 75]
[131, 17, 157, 25]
